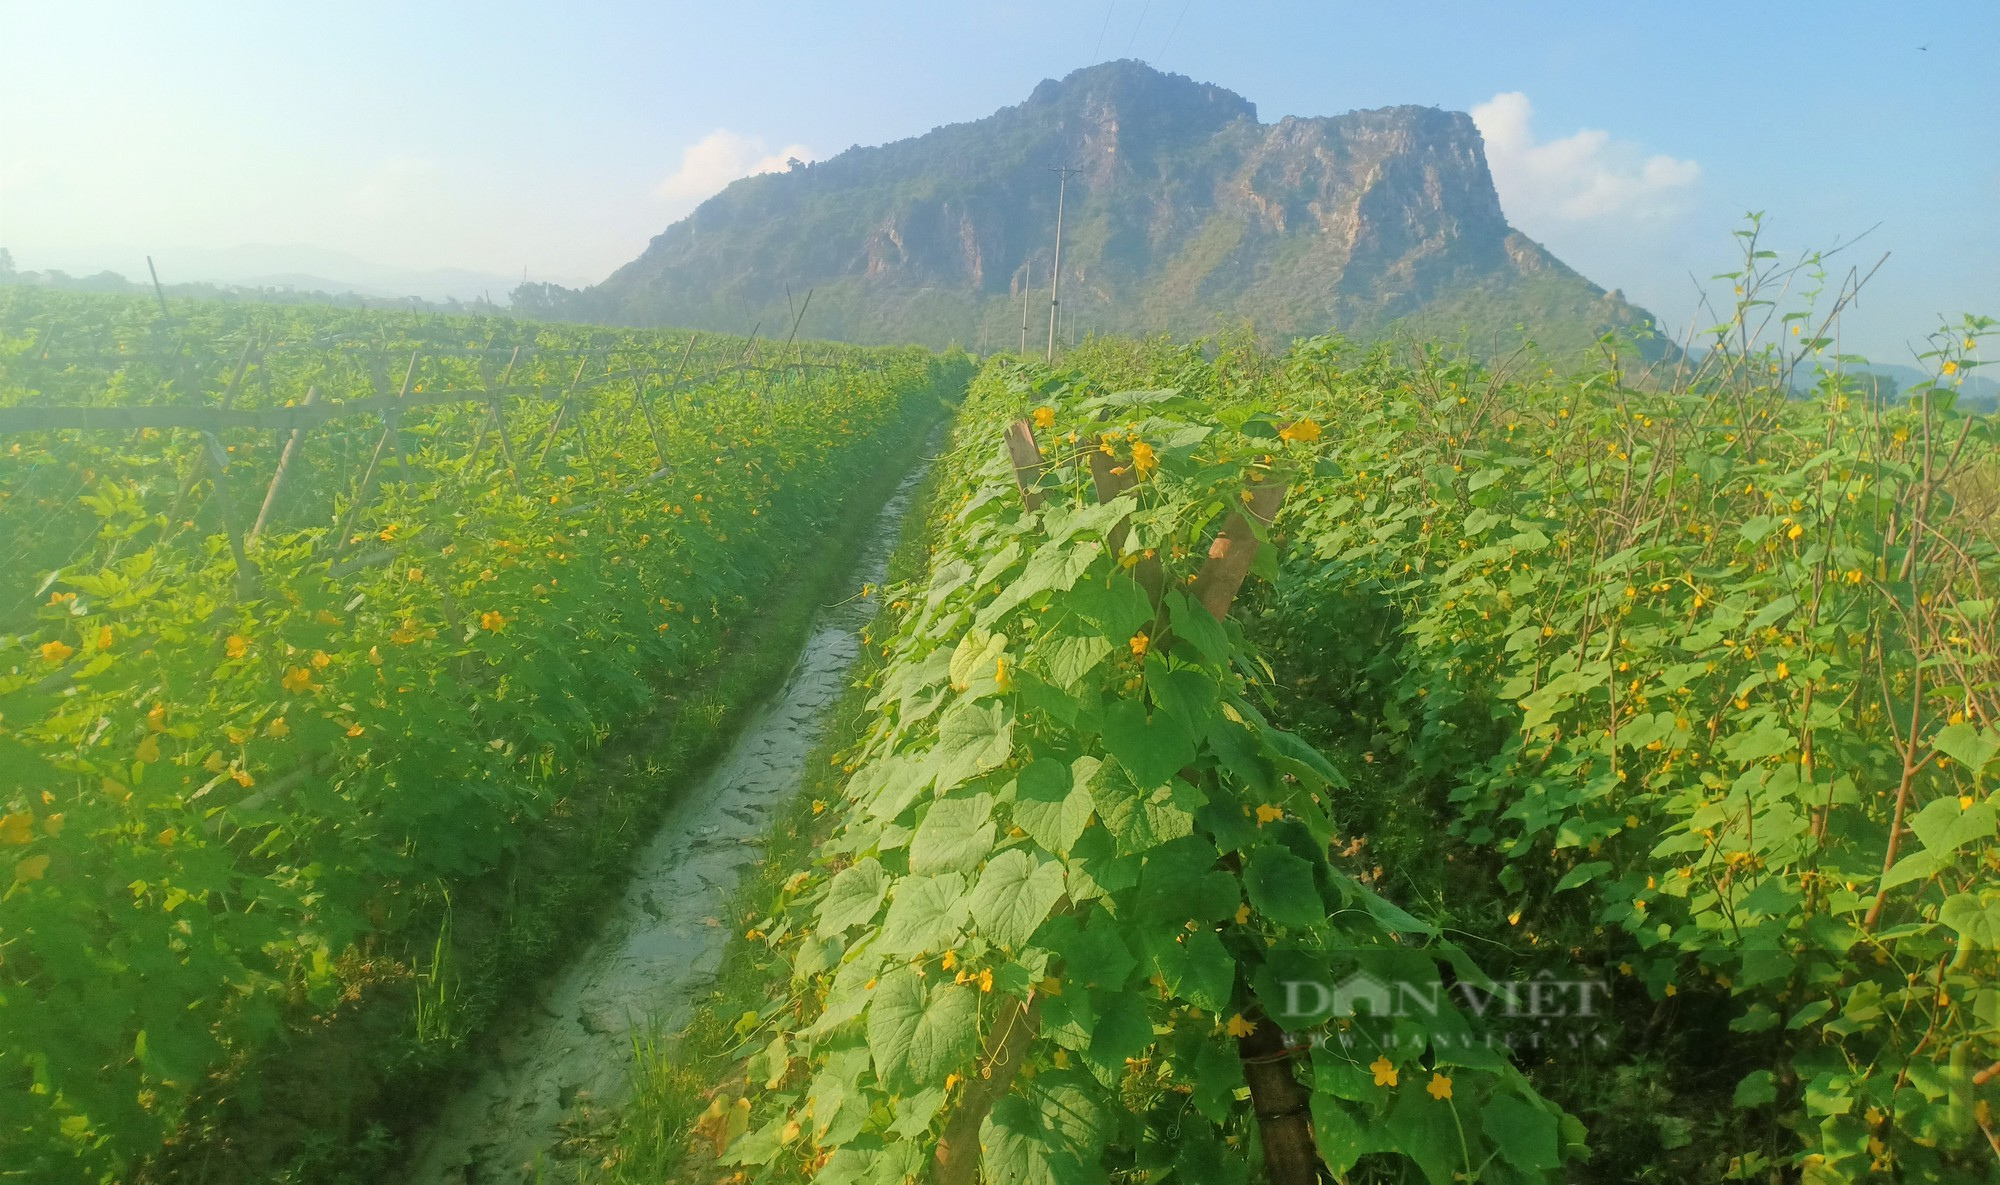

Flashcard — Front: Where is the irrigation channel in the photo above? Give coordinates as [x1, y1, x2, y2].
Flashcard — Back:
[403, 443, 940, 1184]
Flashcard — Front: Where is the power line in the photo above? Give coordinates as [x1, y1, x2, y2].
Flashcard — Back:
[1093, 1, 1116, 60]
[1159, 0, 1193, 59]
[1125, 0, 1154, 57]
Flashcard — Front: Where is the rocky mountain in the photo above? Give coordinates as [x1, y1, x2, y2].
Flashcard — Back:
[538, 61, 1663, 356]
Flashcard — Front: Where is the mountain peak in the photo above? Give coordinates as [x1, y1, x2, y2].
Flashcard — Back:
[1024, 59, 1258, 124]
[558, 66, 1660, 358]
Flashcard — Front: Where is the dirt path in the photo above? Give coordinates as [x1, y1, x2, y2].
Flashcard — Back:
[401, 449, 935, 1185]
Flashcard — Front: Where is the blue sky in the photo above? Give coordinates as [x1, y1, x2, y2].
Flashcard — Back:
[1, 0, 1992, 359]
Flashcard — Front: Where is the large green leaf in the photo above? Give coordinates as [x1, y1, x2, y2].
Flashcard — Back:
[929, 701, 1014, 794]
[877, 873, 969, 956]
[1244, 843, 1326, 930]
[865, 967, 978, 1090]
[968, 848, 1066, 948]
[909, 793, 997, 875]
[1100, 700, 1195, 791]
[816, 858, 889, 932]
[1011, 757, 1095, 855]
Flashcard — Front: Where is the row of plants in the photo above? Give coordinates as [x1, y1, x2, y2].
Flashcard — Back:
[0, 290, 969, 1180]
[702, 358, 1581, 1184]
[1034, 269, 1997, 1176]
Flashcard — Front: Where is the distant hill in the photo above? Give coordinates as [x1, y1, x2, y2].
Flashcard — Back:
[536, 60, 1666, 357]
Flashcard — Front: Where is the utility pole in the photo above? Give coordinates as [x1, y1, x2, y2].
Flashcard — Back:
[1019, 265, 1031, 355]
[1046, 165, 1081, 363]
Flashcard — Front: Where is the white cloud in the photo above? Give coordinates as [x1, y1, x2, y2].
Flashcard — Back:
[656, 129, 812, 203]
[1471, 92, 1699, 225]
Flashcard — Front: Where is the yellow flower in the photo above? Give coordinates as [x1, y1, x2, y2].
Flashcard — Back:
[310, 650, 332, 670]
[1370, 1055, 1398, 1087]
[1426, 1073, 1453, 1100]
[941, 950, 957, 971]
[96, 626, 113, 650]
[136, 735, 161, 764]
[368, 646, 383, 666]
[13, 855, 50, 883]
[481, 611, 506, 631]
[812, 799, 827, 815]
[1255, 803, 1284, 824]
[1032, 406, 1055, 429]
[280, 667, 317, 693]
[1129, 631, 1149, 658]
[995, 655, 1014, 692]
[0, 812, 33, 845]
[1942, 360, 1959, 376]
[147, 704, 168, 732]
[978, 968, 994, 993]
[1234, 903, 1252, 925]
[1130, 440, 1157, 477]
[1776, 662, 1789, 680]
[346, 724, 365, 738]
[1226, 1014, 1257, 1038]
[1664, 983, 1678, 997]
[1278, 418, 1324, 443]
[42, 814, 64, 838]
[407, 568, 425, 583]
[944, 1072, 963, 1091]
[39, 640, 73, 665]
[268, 717, 290, 739]
[225, 635, 250, 658]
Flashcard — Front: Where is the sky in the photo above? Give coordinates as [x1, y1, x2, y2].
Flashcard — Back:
[0, 1, 1992, 360]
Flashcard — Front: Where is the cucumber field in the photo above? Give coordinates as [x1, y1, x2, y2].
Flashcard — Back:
[3, 262, 1997, 1185]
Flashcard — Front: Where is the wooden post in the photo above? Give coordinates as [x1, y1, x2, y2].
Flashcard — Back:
[1003, 419, 1046, 510]
[250, 386, 319, 539]
[930, 996, 1041, 1185]
[537, 356, 591, 466]
[1086, 449, 1163, 606]
[631, 370, 671, 469]
[1237, 1010, 1323, 1185]
[1191, 483, 1288, 622]
[330, 425, 397, 558]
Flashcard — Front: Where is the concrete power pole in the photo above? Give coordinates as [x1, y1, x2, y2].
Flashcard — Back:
[1046, 166, 1081, 363]
[1019, 265, 1031, 355]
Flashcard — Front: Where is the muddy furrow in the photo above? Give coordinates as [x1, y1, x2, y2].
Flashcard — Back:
[402, 449, 935, 1184]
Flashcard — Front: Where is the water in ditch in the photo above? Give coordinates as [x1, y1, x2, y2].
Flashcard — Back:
[401, 447, 936, 1184]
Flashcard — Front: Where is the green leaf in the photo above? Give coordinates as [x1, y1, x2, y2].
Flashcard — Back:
[1909, 796, 1997, 857]
[1732, 1069, 1778, 1108]
[1084, 990, 1153, 1083]
[1150, 927, 1235, 1012]
[930, 701, 1013, 794]
[968, 849, 1067, 948]
[1482, 1094, 1560, 1168]
[1088, 760, 1195, 855]
[866, 967, 978, 1090]
[1244, 844, 1325, 930]
[1939, 893, 2000, 950]
[817, 858, 889, 931]
[877, 873, 969, 956]
[1011, 758, 1095, 856]
[1933, 723, 2000, 774]
[1553, 860, 1612, 893]
[1040, 632, 1113, 690]
[1101, 700, 1195, 791]
[909, 793, 997, 875]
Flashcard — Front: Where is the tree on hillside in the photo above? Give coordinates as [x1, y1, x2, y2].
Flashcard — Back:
[0, 248, 15, 279]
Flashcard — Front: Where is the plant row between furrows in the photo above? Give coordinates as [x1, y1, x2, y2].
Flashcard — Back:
[0, 289, 972, 1182]
[1032, 315, 2000, 1184]
[704, 355, 1579, 1185]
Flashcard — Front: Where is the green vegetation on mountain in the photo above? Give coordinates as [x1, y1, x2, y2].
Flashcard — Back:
[526, 61, 1665, 359]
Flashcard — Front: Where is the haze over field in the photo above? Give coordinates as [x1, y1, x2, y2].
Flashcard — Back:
[0, 1, 1992, 360]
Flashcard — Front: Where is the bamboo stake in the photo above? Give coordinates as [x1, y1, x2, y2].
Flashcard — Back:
[250, 386, 320, 539]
